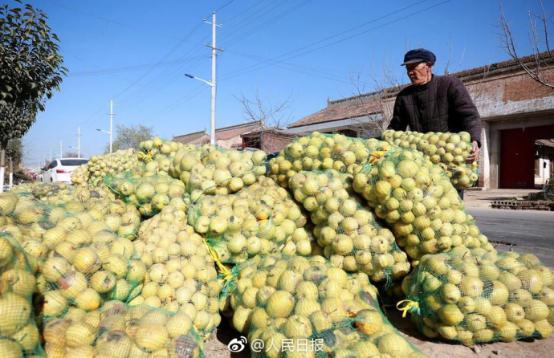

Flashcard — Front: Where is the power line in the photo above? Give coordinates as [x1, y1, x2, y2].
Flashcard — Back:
[104, 2, 238, 106]
[225, 49, 350, 84]
[214, 0, 237, 12]
[222, 0, 447, 80]
[223, 0, 311, 46]
[156, 84, 205, 116]
[220, 1, 285, 42]
[102, 3, 237, 121]
[77, 21, 208, 127]
[112, 24, 206, 102]
[69, 55, 206, 77]
[49, 0, 184, 41]
[218, 0, 274, 33]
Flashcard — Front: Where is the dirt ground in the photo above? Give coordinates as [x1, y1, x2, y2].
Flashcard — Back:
[204, 307, 554, 358]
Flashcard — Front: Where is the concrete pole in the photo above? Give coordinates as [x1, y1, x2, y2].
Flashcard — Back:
[109, 100, 114, 153]
[210, 12, 217, 146]
[77, 126, 81, 158]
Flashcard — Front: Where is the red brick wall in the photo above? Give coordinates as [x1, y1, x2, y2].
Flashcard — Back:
[465, 66, 554, 104]
[261, 132, 296, 153]
[502, 68, 554, 102]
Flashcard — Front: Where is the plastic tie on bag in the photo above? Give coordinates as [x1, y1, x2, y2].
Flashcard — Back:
[396, 299, 420, 318]
[203, 240, 233, 282]
[369, 150, 386, 164]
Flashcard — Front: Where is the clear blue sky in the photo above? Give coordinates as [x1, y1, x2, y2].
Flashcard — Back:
[16, 0, 553, 167]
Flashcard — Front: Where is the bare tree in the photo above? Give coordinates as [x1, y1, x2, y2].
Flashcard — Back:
[237, 91, 292, 129]
[499, 0, 554, 89]
[346, 65, 402, 137]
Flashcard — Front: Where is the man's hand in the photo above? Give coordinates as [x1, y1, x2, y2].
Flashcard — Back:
[466, 141, 480, 163]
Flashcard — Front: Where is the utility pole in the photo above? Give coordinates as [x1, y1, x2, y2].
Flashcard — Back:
[96, 100, 114, 153]
[109, 100, 114, 153]
[59, 140, 63, 159]
[210, 12, 218, 146]
[185, 12, 221, 146]
[77, 126, 81, 158]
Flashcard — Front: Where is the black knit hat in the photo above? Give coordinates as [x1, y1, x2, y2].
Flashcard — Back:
[401, 48, 436, 66]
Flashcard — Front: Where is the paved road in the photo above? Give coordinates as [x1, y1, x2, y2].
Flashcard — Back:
[467, 208, 554, 267]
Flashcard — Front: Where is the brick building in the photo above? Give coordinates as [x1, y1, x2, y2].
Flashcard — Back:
[241, 128, 297, 153]
[288, 53, 554, 189]
[173, 121, 263, 149]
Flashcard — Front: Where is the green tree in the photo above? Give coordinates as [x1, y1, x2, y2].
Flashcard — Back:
[0, 1, 66, 189]
[108, 124, 154, 153]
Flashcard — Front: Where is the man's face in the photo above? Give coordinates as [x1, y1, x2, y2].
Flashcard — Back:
[406, 62, 431, 85]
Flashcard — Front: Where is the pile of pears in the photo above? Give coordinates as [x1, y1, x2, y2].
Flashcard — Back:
[227, 253, 424, 358]
[402, 248, 554, 345]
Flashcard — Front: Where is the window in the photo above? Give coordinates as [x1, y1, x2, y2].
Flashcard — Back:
[60, 159, 89, 166]
[48, 161, 58, 169]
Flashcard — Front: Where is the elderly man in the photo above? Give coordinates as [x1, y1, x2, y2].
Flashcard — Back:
[388, 48, 481, 163]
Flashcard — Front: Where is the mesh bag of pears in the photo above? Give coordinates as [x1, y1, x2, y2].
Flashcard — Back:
[268, 132, 390, 189]
[0, 192, 141, 260]
[187, 176, 314, 264]
[0, 233, 45, 357]
[382, 130, 479, 190]
[11, 182, 115, 205]
[43, 300, 205, 358]
[130, 203, 222, 340]
[137, 137, 187, 175]
[225, 253, 425, 358]
[288, 170, 410, 284]
[35, 225, 146, 321]
[169, 144, 267, 199]
[401, 247, 554, 346]
[0, 193, 146, 320]
[352, 148, 494, 265]
[103, 171, 188, 217]
[71, 148, 141, 187]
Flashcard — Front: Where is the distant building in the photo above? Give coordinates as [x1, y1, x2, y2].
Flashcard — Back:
[173, 121, 263, 149]
[241, 127, 297, 153]
[287, 52, 554, 189]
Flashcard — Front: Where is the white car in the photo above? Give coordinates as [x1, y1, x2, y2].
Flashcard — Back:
[41, 158, 89, 183]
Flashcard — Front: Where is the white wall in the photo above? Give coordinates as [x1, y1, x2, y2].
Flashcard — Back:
[535, 159, 551, 186]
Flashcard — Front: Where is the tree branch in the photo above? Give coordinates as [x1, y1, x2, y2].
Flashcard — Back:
[499, 1, 554, 89]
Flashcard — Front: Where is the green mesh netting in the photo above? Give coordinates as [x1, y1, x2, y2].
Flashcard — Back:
[137, 138, 185, 176]
[382, 130, 479, 190]
[226, 253, 426, 358]
[187, 176, 314, 265]
[0, 232, 45, 357]
[169, 144, 267, 199]
[268, 132, 391, 189]
[36, 233, 145, 321]
[71, 148, 142, 187]
[402, 248, 554, 346]
[287, 169, 410, 284]
[130, 203, 222, 340]
[43, 301, 205, 358]
[0, 192, 144, 322]
[352, 147, 494, 264]
[103, 171, 187, 217]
